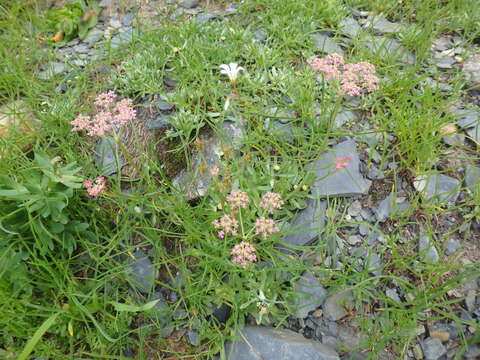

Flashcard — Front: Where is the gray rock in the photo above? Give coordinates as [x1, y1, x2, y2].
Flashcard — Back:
[413, 174, 460, 205]
[265, 120, 296, 143]
[419, 235, 439, 263]
[72, 43, 90, 54]
[365, 15, 402, 34]
[253, 28, 267, 42]
[282, 199, 326, 249]
[374, 193, 410, 222]
[195, 13, 219, 24]
[99, 0, 111, 7]
[146, 114, 173, 131]
[111, 28, 134, 50]
[348, 200, 362, 217]
[463, 54, 480, 89]
[433, 37, 452, 51]
[364, 37, 414, 64]
[293, 271, 327, 318]
[347, 235, 362, 246]
[147, 292, 173, 337]
[84, 28, 104, 46]
[187, 329, 200, 346]
[334, 109, 355, 128]
[38, 62, 67, 80]
[312, 33, 343, 54]
[442, 133, 465, 146]
[323, 290, 354, 321]
[465, 165, 480, 193]
[436, 57, 455, 69]
[444, 238, 461, 255]
[466, 124, 480, 142]
[126, 250, 155, 294]
[173, 119, 245, 199]
[122, 13, 135, 27]
[95, 137, 125, 175]
[309, 139, 371, 198]
[225, 326, 340, 360]
[453, 109, 479, 129]
[179, 0, 199, 8]
[365, 252, 382, 276]
[359, 224, 369, 236]
[211, 303, 230, 323]
[386, 288, 401, 302]
[153, 96, 175, 112]
[464, 344, 480, 359]
[338, 17, 363, 38]
[420, 337, 446, 360]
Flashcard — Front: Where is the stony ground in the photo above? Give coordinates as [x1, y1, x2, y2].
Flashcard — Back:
[1, 0, 479, 359]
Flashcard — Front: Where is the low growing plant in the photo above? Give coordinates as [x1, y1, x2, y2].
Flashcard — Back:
[0, 153, 89, 255]
[45, 0, 99, 43]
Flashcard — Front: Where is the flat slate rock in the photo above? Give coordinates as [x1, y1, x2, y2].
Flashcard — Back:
[282, 198, 326, 248]
[323, 290, 354, 321]
[173, 119, 245, 199]
[421, 337, 446, 360]
[293, 271, 327, 319]
[374, 192, 410, 222]
[111, 28, 134, 50]
[95, 137, 126, 175]
[126, 250, 155, 294]
[419, 235, 440, 263]
[225, 326, 339, 360]
[463, 54, 480, 89]
[466, 124, 480, 142]
[38, 62, 67, 80]
[465, 165, 480, 192]
[364, 15, 403, 34]
[364, 36, 414, 64]
[312, 33, 343, 54]
[338, 17, 363, 38]
[413, 174, 460, 205]
[453, 109, 479, 129]
[309, 139, 371, 198]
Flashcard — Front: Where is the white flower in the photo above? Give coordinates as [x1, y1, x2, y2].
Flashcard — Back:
[219, 63, 244, 83]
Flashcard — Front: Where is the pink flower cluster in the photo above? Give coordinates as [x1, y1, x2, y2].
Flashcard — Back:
[83, 177, 106, 197]
[260, 192, 284, 213]
[255, 217, 279, 239]
[212, 214, 239, 239]
[212, 190, 284, 268]
[231, 241, 257, 269]
[307, 54, 380, 96]
[71, 91, 136, 137]
[335, 156, 352, 170]
[226, 190, 250, 208]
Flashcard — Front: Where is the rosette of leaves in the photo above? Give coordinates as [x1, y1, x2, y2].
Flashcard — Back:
[0, 153, 90, 255]
[45, 0, 99, 43]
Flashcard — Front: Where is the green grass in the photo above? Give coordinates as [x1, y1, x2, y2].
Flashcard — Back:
[1, 0, 479, 359]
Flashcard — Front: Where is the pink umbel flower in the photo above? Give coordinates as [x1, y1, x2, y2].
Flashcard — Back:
[212, 214, 239, 238]
[226, 190, 250, 209]
[71, 114, 91, 132]
[260, 192, 284, 213]
[255, 217, 279, 239]
[341, 62, 379, 96]
[71, 92, 136, 137]
[307, 54, 379, 96]
[231, 241, 257, 269]
[335, 156, 352, 170]
[94, 90, 117, 108]
[210, 165, 220, 177]
[84, 177, 106, 197]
